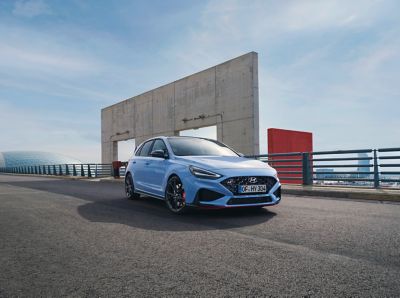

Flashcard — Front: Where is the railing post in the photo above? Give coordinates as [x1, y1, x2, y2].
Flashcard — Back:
[80, 164, 84, 177]
[65, 164, 70, 175]
[373, 149, 380, 188]
[73, 164, 77, 176]
[87, 165, 92, 178]
[302, 152, 312, 185]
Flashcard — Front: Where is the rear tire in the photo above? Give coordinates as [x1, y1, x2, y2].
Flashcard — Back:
[165, 175, 187, 214]
[125, 173, 140, 200]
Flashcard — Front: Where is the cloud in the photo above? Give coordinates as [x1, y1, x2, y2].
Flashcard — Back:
[0, 102, 101, 162]
[0, 43, 97, 74]
[0, 24, 130, 103]
[12, 0, 52, 18]
[166, 0, 400, 151]
[167, 0, 395, 69]
[0, 25, 103, 75]
[1, 0, 399, 159]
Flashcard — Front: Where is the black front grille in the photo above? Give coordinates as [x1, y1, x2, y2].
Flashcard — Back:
[221, 176, 277, 195]
[227, 196, 272, 205]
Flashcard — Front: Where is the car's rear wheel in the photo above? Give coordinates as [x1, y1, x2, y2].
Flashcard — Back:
[165, 175, 187, 214]
[125, 173, 140, 200]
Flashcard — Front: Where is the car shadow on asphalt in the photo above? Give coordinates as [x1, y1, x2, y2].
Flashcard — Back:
[5, 179, 277, 232]
[77, 196, 277, 232]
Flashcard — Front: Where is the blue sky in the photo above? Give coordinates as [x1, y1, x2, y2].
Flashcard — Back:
[0, 0, 399, 162]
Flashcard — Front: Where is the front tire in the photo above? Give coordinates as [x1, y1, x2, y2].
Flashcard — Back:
[165, 175, 187, 214]
[125, 173, 140, 200]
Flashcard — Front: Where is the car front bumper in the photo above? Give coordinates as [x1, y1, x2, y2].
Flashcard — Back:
[181, 169, 282, 208]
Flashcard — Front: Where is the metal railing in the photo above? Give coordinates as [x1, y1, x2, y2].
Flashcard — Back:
[248, 147, 400, 188]
[247, 152, 305, 182]
[0, 147, 399, 188]
[0, 164, 114, 178]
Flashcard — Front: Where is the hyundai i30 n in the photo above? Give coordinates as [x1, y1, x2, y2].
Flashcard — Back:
[125, 136, 281, 213]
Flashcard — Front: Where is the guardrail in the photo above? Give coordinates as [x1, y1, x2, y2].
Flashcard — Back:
[0, 164, 113, 178]
[248, 147, 400, 188]
[0, 147, 399, 188]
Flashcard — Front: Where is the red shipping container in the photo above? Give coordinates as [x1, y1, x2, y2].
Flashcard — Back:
[268, 128, 313, 184]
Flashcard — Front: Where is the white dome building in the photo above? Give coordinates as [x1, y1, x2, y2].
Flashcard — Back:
[0, 151, 81, 168]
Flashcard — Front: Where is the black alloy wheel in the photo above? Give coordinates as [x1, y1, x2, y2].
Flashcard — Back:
[165, 176, 187, 214]
[125, 173, 139, 200]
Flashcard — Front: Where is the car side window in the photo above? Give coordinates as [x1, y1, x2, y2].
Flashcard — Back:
[152, 139, 167, 154]
[135, 145, 142, 156]
[139, 141, 154, 156]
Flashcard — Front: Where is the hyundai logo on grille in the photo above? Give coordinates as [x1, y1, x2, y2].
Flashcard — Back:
[248, 177, 257, 184]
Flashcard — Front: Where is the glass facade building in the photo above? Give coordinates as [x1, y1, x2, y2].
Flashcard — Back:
[0, 151, 81, 168]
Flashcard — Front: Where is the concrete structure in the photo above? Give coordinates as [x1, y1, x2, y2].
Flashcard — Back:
[101, 52, 259, 163]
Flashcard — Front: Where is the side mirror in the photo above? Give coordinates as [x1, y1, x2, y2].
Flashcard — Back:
[150, 149, 168, 159]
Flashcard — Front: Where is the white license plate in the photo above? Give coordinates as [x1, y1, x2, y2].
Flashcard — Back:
[239, 185, 267, 193]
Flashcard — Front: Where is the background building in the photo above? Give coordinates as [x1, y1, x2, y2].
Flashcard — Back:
[315, 168, 335, 180]
[0, 151, 81, 168]
[357, 153, 372, 178]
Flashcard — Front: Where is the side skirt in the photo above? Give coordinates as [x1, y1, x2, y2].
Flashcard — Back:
[135, 188, 165, 200]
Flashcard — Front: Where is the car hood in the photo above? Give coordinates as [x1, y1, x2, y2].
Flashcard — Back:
[176, 156, 274, 171]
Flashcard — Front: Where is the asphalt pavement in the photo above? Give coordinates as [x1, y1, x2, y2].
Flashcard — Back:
[0, 174, 399, 297]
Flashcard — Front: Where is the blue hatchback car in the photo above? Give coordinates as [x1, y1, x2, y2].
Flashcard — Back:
[125, 136, 281, 213]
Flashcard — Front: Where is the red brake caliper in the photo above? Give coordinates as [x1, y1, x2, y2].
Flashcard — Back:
[182, 191, 186, 205]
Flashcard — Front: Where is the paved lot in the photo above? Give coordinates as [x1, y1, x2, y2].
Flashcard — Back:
[0, 175, 399, 297]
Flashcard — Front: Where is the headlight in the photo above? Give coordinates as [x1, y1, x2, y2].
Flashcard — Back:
[273, 172, 279, 181]
[189, 166, 222, 179]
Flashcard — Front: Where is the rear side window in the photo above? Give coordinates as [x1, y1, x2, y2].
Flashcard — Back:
[138, 141, 154, 156]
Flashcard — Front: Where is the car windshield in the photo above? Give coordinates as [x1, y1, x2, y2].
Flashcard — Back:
[167, 137, 238, 156]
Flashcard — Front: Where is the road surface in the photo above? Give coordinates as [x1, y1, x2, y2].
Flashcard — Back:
[0, 175, 399, 297]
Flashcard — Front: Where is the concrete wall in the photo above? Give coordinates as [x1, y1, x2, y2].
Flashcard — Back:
[101, 52, 259, 163]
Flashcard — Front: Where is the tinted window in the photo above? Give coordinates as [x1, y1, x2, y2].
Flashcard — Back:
[139, 141, 154, 156]
[168, 137, 238, 156]
[152, 139, 168, 153]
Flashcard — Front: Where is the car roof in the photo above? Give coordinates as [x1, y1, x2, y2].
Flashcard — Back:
[144, 136, 215, 141]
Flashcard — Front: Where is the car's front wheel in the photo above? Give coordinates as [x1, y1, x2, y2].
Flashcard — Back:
[125, 173, 140, 200]
[165, 175, 187, 214]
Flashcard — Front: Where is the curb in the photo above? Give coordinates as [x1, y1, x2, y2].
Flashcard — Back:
[282, 187, 400, 202]
[0, 173, 89, 181]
